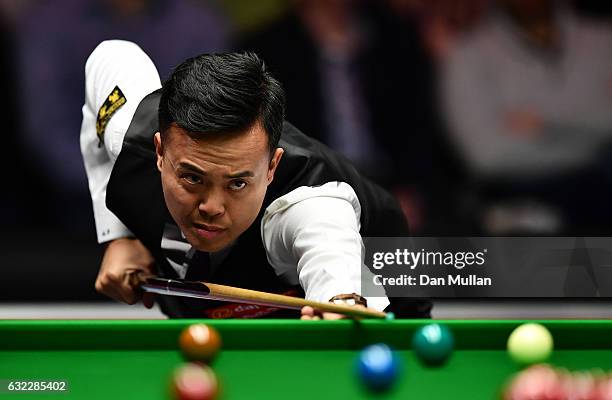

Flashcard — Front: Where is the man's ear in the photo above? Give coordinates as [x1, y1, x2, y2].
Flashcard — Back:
[154, 132, 163, 172]
[267, 148, 284, 184]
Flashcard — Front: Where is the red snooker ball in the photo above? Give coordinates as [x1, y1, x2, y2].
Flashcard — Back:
[170, 363, 219, 400]
[179, 324, 222, 363]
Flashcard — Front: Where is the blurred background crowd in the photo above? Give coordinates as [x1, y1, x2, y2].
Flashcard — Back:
[1, 0, 611, 301]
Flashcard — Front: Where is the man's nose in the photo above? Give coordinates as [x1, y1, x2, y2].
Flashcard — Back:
[198, 188, 225, 217]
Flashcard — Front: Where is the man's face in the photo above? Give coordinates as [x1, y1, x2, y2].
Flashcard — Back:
[154, 122, 283, 252]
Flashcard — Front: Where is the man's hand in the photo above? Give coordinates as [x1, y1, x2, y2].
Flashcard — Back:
[300, 306, 343, 320]
[300, 304, 369, 320]
[95, 237, 156, 306]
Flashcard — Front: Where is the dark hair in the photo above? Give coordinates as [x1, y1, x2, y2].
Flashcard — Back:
[159, 52, 285, 152]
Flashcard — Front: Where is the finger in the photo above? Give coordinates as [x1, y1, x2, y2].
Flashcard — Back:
[142, 292, 156, 309]
[118, 279, 140, 305]
[95, 276, 126, 304]
[126, 269, 155, 287]
[97, 273, 139, 305]
[120, 270, 147, 305]
[100, 283, 133, 305]
[301, 306, 315, 317]
[311, 316, 321, 321]
[322, 312, 345, 320]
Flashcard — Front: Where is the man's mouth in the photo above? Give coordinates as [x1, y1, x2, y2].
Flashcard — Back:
[193, 223, 226, 239]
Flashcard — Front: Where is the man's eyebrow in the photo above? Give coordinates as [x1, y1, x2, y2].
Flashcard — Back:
[177, 162, 206, 175]
[177, 162, 254, 179]
[224, 171, 255, 179]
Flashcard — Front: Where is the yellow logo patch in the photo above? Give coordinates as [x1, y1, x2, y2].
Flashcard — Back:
[96, 86, 127, 147]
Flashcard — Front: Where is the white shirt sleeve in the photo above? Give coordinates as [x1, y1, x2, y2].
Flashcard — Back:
[80, 40, 162, 243]
[261, 181, 390, 311]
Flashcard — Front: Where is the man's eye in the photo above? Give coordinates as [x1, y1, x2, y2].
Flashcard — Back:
[229, 180, 247, 191]
[182, 174, 202, 185]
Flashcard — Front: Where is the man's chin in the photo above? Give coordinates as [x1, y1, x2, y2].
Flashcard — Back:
[186, 235, 230, 253]
[195, 242, 227, 253]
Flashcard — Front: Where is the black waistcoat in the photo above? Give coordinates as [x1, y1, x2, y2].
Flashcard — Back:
[107, 90, 429, 318]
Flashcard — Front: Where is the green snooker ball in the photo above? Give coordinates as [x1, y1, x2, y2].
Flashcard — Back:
[412, 323, 454, 366]
[507, 323, 553, 365]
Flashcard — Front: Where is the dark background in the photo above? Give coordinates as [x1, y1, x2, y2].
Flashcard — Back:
[1, 0, 611, 302]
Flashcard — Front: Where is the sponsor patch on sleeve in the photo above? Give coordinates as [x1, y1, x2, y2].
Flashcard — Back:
[96, 86, 127, 147]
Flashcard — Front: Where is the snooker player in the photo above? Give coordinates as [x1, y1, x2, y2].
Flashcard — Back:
[80, 40, 431, 319]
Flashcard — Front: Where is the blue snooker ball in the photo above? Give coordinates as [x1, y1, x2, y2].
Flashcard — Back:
[355, 343, 400, 392]
[412, 323, 454, 366]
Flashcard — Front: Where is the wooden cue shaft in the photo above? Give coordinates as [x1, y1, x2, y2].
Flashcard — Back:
[203, 282, 386, 319]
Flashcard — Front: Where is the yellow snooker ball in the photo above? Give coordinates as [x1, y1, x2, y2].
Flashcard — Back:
[507, 323, 554, 365]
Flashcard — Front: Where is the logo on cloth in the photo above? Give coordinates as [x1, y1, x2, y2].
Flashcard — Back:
[203, 289, 300, 319]
[96, 86, 126, 147]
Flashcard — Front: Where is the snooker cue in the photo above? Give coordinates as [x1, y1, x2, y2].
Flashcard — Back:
[137, 275, 387, 319]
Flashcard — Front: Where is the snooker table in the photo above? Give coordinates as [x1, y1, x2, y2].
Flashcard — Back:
[0, 320, 611, 399]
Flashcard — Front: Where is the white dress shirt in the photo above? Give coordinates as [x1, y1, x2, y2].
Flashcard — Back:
[80, 40, 389, 311]
[80, 40, 162, 242]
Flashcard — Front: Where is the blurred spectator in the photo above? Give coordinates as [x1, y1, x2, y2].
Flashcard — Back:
[0, 0, 36, 25]
[386, 0, 489, 60]
[217, 0, 290, 33]
[15, 0, 229, 230]
[240, 0, 459, 233]
[441, 0, 612, 234]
